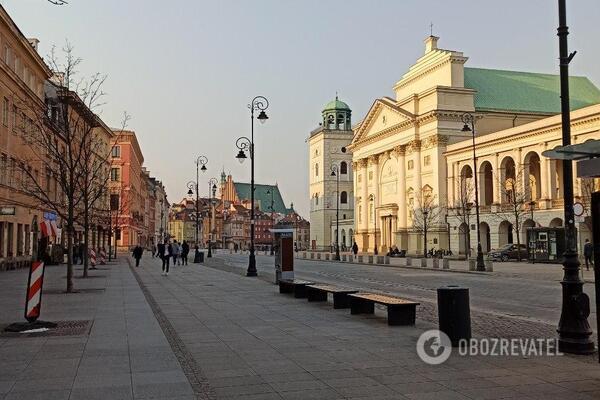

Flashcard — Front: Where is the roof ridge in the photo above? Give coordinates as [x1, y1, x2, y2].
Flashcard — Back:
[465, 66, 588, 79]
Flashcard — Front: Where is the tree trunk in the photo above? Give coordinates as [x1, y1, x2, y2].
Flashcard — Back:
[83, 202, 89, 277]
[66, 220, 74, 293]
[514, 211, 522, 262]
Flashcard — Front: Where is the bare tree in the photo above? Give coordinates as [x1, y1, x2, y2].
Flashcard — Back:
[578, 177, 597, 235]
[447, 179, 475, 257]
[47, 0, 68, 5]
[494, 167, 531, 261]
[17, 41, 122, 292]
[410, 189, 443, 257]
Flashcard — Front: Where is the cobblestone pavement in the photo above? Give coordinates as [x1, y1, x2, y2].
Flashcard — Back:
[133, 255, 600, 399]
[0, 260, 194, 400]
[212, 252, 598, 347]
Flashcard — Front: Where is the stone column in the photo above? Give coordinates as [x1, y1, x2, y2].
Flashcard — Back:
[369, 154, 380, 252]
[540, 150, 549, 199]
[360, 159, 369, 232]
[412, 141, 422, 192]
[493, 153, 501, 204]
[396, 146, 407, 230]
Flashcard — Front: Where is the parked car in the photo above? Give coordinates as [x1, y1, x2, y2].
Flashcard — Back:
[489, 243, 528, 262]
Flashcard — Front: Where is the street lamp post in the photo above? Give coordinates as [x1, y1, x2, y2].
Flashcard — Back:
[235, 95, 269, 277]
[556, 0, 594, 354]
[207, 178, 218, 258]
[186, 180, 198, 242]
[266, 189, 275, 256]
[423, 210, 429, 258]
[461, 113, 485, 271]
[331, 165, 340, 261]
[194, 156, 208, 247]
[529, 200, 536, 264]
[369, 194, 378, 255]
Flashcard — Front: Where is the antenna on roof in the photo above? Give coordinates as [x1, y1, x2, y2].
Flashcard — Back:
[430, 22, 434, 36]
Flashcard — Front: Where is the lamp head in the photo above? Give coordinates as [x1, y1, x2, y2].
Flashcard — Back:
[187, 188, 193, 196]
[236, 149, 247, 163]
[461, 124, 471, 132]
[200, 164, 207, 172]
[257, 110, 268, 124]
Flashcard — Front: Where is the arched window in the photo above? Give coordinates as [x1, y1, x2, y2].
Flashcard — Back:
[340, 191, 348, 204]
[340, 161, 348, 175]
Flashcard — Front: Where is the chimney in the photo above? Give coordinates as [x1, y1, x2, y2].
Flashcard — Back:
[424, 36, 439, 53]
[28, 38, 40, 51]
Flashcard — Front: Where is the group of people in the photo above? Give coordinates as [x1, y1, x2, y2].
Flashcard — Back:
[132, 240, 191, 273]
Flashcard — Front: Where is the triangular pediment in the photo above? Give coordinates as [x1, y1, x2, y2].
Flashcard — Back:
[351, 98, 414, 145]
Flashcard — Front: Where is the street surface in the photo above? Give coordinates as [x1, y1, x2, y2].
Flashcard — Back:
[214, 252, 598, 341]
[1, 256, 599, 399]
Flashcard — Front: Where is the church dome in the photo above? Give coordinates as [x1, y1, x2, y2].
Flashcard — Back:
[323, 96, 351, 112]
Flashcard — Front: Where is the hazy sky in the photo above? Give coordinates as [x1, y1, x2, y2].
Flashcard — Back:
[3, 0, 599, 217]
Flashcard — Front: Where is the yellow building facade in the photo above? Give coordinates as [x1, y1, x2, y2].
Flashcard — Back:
[347, 36, 600, 256]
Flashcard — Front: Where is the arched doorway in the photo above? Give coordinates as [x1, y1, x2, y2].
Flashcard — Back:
[479, 161, 494, 206]
[549, 218, 563, 228]
[341, 229, 346, 249]
[500, 156, 516, 204]
[523, 152, 541, 201]
[498, 220, 513, 247]
[458, 223, 470, 256]
[479, 222, 491, 253]
[460, 165, 474, 204]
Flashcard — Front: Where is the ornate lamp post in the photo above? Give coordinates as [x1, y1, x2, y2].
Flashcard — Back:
[461, 113, 485, 271]
[235, 95, 269, 277]
[369, 194, 378, 255]
[194, 156, 208, 247]
[187, 180, 199, 245]
[331, 164, 340, 261]
[266, 189, 275, 256]
[207, 178, 218, 258]
[556, 0, 594, 354]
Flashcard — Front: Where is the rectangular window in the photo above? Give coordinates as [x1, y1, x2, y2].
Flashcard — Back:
[16, 224, 23, 256]
[0, 154, 6, 185]
[111, 145, 121, 158]
[424, 155, 431, 166]
[12, 105, 17, 132]
[407, 160, 414, 170]
[2, 97, 8, 126]
[8, 158, 15, 186]
[6, 222, 14, 257]
[110, 168, 120, 182]
[25, 224, 30, 255]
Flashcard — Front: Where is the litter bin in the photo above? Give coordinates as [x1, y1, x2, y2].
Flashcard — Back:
[437, 285, 471, 347]
[194, 250, 204, 263]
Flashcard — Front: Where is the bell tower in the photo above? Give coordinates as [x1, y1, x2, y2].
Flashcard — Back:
[308, 96, 355, 251]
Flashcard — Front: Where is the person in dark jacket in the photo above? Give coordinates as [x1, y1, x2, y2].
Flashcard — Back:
[132, 244, 143, 267]
[181, 241, 190, 265]
[161, 241, 172, 276]
[352, 242, 359, 256]
[584, 239, 594, 271]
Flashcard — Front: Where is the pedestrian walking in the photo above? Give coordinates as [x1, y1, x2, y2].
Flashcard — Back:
[72, 241, 80, 265]
[352, 241, 358, 256]
[132, 244, 144, 267]
[584, 238, 594, 271]
[161, 241, 171, 276]
[172, 240, 180, 265]
[181, 241, 190, 265]
[151, 244, 157, 258]
[79, 242, 86, 265]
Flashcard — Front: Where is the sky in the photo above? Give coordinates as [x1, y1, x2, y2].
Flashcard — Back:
[3, 0, 600, 217]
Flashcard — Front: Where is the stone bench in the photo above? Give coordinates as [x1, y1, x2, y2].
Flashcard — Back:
[306, 284, 359, 309]
[348, 293, 419, 326]
[279, 279, 316, 298]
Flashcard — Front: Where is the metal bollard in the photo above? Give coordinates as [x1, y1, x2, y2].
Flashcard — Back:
[437, 286, 471, 347]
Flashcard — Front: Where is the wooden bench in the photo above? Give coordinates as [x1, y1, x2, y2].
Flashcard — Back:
[348, 293, 419, 326]
[305, 284, 359, 309]
[279, 279, 316, 298]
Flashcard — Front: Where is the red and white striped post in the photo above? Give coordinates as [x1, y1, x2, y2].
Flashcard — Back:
[100, 248, 106, 265]
[89, 248, 96, 267]
[24, 261, 45, 322]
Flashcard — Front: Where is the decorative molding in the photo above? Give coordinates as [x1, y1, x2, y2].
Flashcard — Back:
[392, 144, 407, 157]
[368, 154, 379, 166]
[358, 158, 368, 168]
[422, 134, 449, 149]
[406, 139, 421, 154]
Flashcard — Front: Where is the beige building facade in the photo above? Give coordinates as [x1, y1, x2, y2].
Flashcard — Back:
[346, 35, 600, 256]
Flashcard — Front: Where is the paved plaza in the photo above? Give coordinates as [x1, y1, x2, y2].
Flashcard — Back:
[1, 256, 600, 399]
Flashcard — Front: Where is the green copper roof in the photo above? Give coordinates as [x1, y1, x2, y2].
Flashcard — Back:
[464, 67, 600, 114]
[323, 97, 351, 112]
[234, 183, 288, 214]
